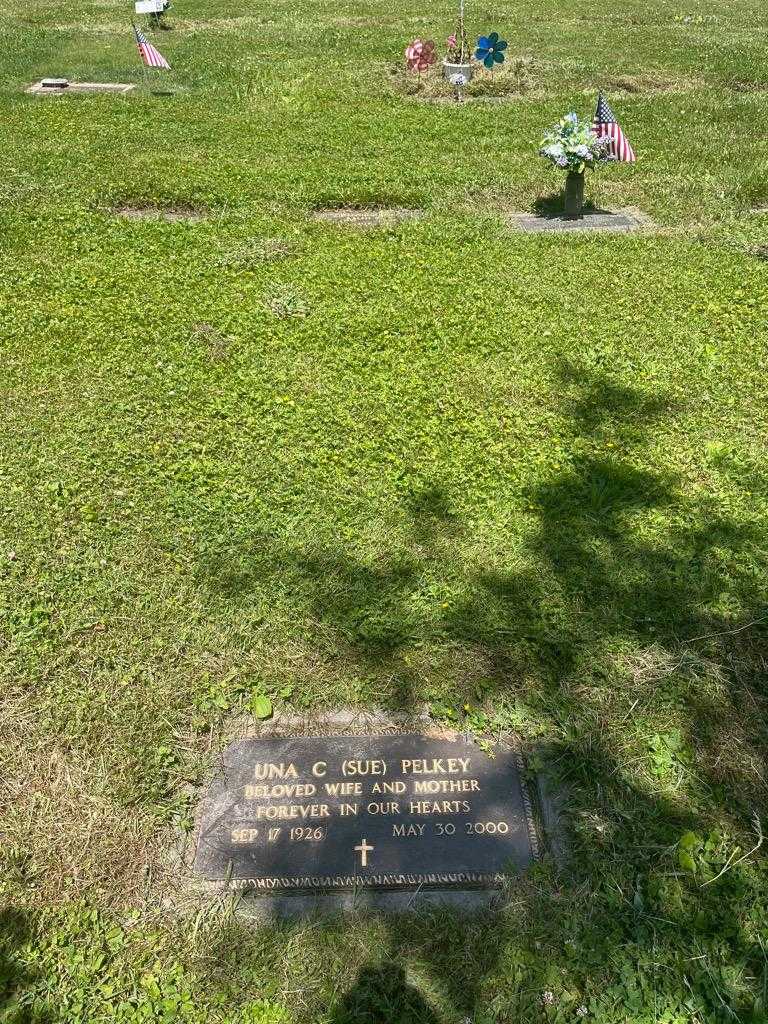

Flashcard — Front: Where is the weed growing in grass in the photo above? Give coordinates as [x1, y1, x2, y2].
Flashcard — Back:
[191, 322, 235, 361]
[263, 285, 310, 319]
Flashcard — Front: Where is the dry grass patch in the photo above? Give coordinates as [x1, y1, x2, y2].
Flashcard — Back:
[596, 71, 702, 94]
[50, 21, 135, 33]
[110, 201, 207, 222]
[730, 78, 768, 93]
[217, 237, 300, 268]
[190, 323, 236, 362]
[2, 740, 156, 906]
[170, 15, 279, 33]
[312, 205, 423, 228]
[392, 56, 539, 103]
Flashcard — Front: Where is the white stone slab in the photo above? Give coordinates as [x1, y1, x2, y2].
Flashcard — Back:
[26, 80, 136, 96]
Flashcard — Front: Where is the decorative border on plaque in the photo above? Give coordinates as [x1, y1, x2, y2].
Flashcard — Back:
[514, 750, 542, 862]
[230, 871, 508, 893]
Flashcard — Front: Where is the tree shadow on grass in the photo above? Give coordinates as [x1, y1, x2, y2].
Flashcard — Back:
[194, 361, 768, 1021]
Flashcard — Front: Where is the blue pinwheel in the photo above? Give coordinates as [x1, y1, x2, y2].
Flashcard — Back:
[475, 32, 507, 69]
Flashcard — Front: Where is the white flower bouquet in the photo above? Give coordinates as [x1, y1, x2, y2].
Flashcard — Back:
[539, 112, 612, 174]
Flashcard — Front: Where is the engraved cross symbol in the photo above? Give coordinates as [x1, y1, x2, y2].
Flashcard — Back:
[354, 838, 374, 867]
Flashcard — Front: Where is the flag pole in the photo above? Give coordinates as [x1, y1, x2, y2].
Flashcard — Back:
[133, 18, 173, 96]
[132, 22, 149, 95]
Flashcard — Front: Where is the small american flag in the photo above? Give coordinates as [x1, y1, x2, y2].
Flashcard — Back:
[133, 25, 171, 69]
[593, 93, 635, 163]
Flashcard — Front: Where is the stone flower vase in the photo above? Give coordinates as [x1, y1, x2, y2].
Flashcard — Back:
[442, 60, 474, 86]
[563, 170, 585, 220]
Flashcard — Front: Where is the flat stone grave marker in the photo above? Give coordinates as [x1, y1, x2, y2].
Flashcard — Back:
[26, 80, 136, 96]
[508, 208, 648, 234]
[110, 203, 205, 222]
[194, 734, 540, 894]
[312, 207, 423, 229]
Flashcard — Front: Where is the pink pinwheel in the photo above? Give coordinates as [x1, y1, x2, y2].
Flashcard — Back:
[405, 39, 436, 73]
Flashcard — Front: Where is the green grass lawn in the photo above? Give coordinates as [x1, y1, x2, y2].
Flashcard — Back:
[2, 0, 768, 1020]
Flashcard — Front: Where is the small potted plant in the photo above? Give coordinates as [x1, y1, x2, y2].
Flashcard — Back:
[539, 112, 612, 219]
[443, 0, 473, 86]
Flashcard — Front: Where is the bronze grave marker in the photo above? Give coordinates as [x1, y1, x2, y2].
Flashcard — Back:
[194, 734, 540, 893]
